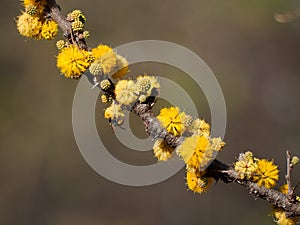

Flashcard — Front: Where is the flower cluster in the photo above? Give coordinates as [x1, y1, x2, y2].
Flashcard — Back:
[155, 106, 225, 193]
[16, 0, 58, 40]
[234, 151, 279, 189]
[103, 75, 160, 125]
[54, 9, 129, 80]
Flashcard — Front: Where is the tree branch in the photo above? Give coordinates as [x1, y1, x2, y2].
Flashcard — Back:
[44, 0, 300, 217]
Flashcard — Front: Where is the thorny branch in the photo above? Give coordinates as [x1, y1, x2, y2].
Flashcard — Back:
[45, 0, 300, 217]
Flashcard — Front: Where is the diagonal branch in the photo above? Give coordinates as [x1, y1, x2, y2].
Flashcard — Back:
[44, 0, 300, 217]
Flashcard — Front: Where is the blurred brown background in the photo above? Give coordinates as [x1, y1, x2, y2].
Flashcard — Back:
[1, 0, 300, 225]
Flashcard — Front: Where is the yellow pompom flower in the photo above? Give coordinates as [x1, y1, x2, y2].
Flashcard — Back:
[273, 208, 298, 225]
[186, 168, 213, 194]
[234, 151, 257, 179]
[111, 55, 129, 79]
[115, 80, 138, 105]
[153, 139, 174, 161]
[16, 12, 42, 38]
[104, 102, 124, 125]
[136, 75, 160, 96]
[157, 107, 187, 136]
[235, 159, 257, 180]
[56, 45, 91, 79]
[177, 135, 212, 169]
[91, 45, 117, 75]
[40, 20, 58, 40]
[253, 159, 279, 188]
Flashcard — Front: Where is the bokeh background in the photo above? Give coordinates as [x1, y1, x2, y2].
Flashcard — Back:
[1, 0, 300, 224]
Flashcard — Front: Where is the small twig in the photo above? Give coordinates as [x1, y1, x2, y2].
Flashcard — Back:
[286, 150, 294, 200]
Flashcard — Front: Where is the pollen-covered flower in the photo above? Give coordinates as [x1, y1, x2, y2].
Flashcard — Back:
[115, 80, 138, 105]
[253, 159, 279, 188]
[157, 107, 187, 136]
[16, 12, 42, 38]
[273, 208, 298, 225]
[234, 151, 257, 179]
[91, 45, 117, 75]
[136, 75, 160, 96]
[104, 102, 124, 125]
[177, 135, 214, 169]
[56, 45, 91, 79]
[235, 159, 257, 180]
[186, 168, 213, 194]
[40, 20, 58, 40]
[153, 139, 174, 161]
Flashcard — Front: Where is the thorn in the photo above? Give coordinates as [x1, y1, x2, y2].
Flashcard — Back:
[91, 82, 99, 89]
